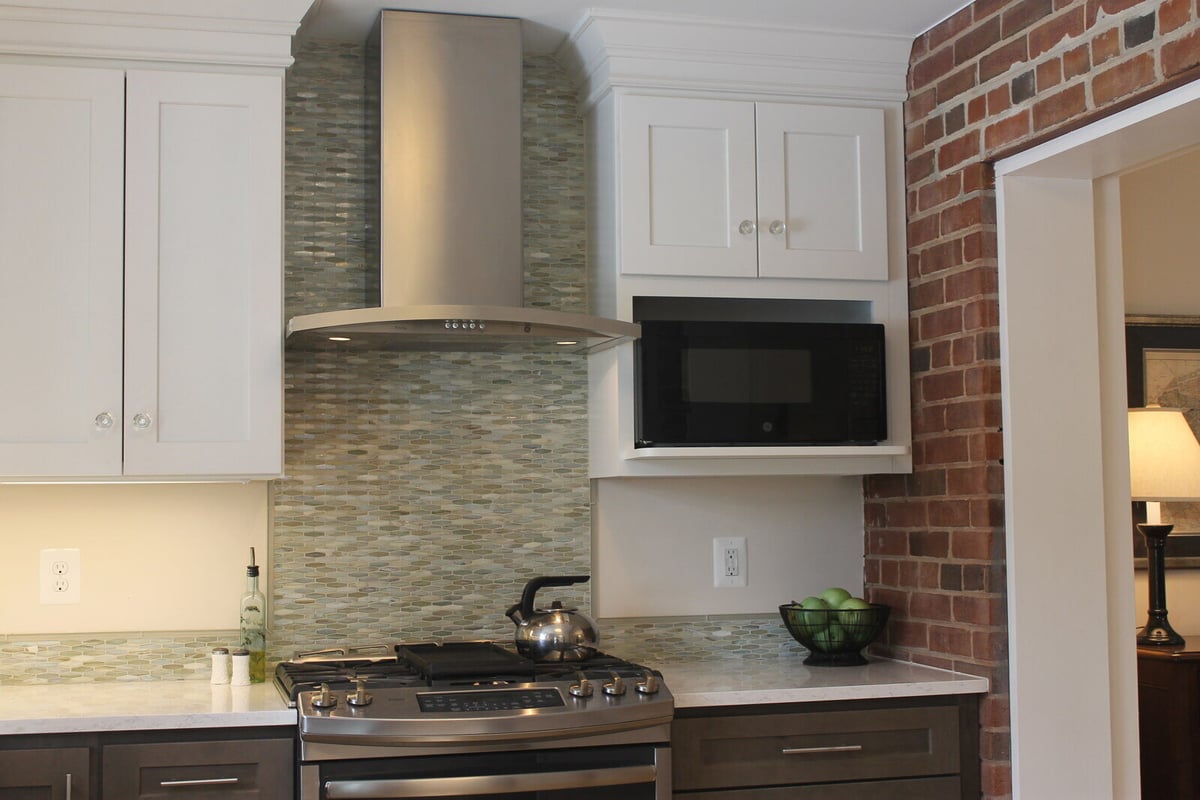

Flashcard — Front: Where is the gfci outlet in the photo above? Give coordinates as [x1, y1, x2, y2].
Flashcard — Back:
[713, 537, 747, 588]
[40, 548, 80, 604]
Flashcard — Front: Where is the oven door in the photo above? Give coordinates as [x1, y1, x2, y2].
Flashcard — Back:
[302, 745, 670, 800]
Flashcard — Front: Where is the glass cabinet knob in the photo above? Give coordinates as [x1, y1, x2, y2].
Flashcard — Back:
[132, 412, 153, 430]
[94, 412, 114, 430]
[769, 219, 786, 235]
[738, 219, 756, 235]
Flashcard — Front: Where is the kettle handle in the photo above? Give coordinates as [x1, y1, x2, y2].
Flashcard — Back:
[517, 575, 590, 619]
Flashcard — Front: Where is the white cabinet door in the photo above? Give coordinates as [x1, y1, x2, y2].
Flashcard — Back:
[618, 95, 758, 277]
[0, 64, 125, 477]
[123, 70, 282, 478]
[755, 102, 888, 281]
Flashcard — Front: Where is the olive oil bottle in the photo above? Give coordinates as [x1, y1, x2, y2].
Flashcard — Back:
[239, 547, 267, 683]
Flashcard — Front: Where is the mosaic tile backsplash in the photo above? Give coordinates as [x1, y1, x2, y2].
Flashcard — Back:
[0, 42, 796, 684]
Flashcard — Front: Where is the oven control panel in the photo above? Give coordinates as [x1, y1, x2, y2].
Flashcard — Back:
[417, 687, 565, 713]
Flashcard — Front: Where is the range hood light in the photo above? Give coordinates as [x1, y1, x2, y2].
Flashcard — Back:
[556, 340, 579, 346]
[329, 336, 351, 342]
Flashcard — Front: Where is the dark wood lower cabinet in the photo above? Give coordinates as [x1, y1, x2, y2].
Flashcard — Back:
[0, 747, 90, 800]
[672, 694, 980, 800]
[0, 727, 293, 800]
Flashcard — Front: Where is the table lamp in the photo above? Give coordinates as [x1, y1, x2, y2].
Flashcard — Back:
[1128, 407, 1200, 646]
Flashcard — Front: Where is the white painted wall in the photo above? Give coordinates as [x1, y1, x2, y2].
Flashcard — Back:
[592, 475, 864, 617]
[1122, 147, 1200, 634]
[0, 483, 269, 634]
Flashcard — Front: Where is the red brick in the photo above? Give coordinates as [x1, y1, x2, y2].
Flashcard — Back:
[917, 173, 963, 212]
[922, 307, 965, 339]
[899, 560, 923, 587]
[964, 230, 998, 263]
[980, 37, 1031, 82]
[908, 214, 941, 250]
[964, 297, 1001, 330]
[952, 335, 976, 365]
[952, 530, 994, 561]
[890, 619, 930, 649]
[938, 65, 979, 106]
[946, 264, 997, 301]
[986, 84, 1013, 117]
[1029, 6, 1086, 58]
[962, 162, 996, 193]
[888, 502, 930, 528]
[930, 498, 972, 526]
[1031, 81, 1087, 131]
[931, 340, 953, 368]
[864, 558, 882, 584]
[911, 44, 956, 91]
[925, 114, 945, 144]
[1092, 27, 1121, 66]
[956, 16, 1003, 65]
[966, 364, 1003, 394]
[1160, 0, 1193, 33]
[975, 0, 1011, 21]
[866, 474, 908, 498]
[982, 761, 1013, 797]
[971, 498, 1007, 527]
[920, 562, 942, 589]
[912, 592, 954, 621]
[871, 587, 912, 612]
[926, 434, 971, 464]
[915, 404, 949, 435]
[941, 197, 987, 236]
[910, 279, 945, 311]
[973, 629, 1009, 661]
[953, 594, 1006, 625]
[1093, 52, 1156, 105]
[868, 528, 909, 556]
[1163, 29, 1200, 78]
[910, 468, 948, 497]
[984, 108, 1031, 152]
[908, 149, 936, 183]
[1037, 57, 1064, 91]
[906, 124, 925, 156]
[939, 128, 981, 170]
[1064, 42, 1091, 79]
[1003, 0, 1055, 38]
[911, 529, 950, 557]
[929, 5, 976, 51]
[981, 694, 1011, 729]
[968, 95, 988, 124]
[923, 370, 966, 402]
[920, 239, 965, 274]
[906, 88, 938, 125]
[946, 464, 994, 494]
[878, 558, 899, 586]
[930, 624, 974, 656]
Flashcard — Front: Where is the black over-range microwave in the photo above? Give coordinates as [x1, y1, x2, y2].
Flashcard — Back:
[634, 320, 887, 447]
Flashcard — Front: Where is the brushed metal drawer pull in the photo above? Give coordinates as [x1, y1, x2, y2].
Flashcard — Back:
[781, 744, 864, 755]
[160, 777, 240, 787]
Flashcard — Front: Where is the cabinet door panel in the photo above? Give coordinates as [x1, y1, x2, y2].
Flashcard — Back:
[619, 96, 757, 277]
[0, 747, 90, 799]
[124, 70, 282, 477]
[0, 64, 124, 477]
[756, 102, 888, 281]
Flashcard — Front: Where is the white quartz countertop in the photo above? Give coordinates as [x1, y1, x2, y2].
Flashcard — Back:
[0, 681, 294, 735]
[0, 658, 986, 735]
[659, 656, 989, 708]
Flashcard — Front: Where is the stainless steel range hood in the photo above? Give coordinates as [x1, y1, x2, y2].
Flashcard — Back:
[285, 10, 638, 354]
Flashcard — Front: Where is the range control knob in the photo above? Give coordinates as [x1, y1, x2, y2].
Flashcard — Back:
[603, 672, 627, 697]
[311, 683, 338, 709]
[347, 677, 373, 707]
[635, 670, 661, 695]
[568, 672, 594, 698]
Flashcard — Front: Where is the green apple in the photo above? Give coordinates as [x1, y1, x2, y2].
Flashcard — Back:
[819, 587, 852, 608]
[812, 622, 847, 650]
[796, 595, 830, 635]
[837, 597, 872, 629]
[800, 595, 830, 610]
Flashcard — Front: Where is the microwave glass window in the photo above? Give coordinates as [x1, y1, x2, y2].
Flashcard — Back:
[684, 349, 813, 404]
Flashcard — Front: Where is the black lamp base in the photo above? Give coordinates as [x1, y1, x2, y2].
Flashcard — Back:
[1138, 522, 1185, 647]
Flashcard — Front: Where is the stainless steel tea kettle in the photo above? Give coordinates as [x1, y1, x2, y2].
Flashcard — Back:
[505, 575, 598, 662]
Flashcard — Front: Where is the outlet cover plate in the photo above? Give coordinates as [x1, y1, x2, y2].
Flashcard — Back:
[40, 548, 80, 604]
[713, 537, 747, 588]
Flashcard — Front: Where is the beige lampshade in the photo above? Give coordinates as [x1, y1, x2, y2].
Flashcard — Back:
[1128, 407, 1200, 501]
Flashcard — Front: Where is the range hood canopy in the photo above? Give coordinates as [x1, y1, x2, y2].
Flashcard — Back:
[285, 10, 638, 354]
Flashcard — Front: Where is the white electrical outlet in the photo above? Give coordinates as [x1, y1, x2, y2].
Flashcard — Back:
[713, 537, 747, 588]
[40, 548, 80, 604]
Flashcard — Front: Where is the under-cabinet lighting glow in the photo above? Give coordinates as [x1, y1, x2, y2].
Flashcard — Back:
[328, 336, 351, 342]
[556, 340, 578, 346]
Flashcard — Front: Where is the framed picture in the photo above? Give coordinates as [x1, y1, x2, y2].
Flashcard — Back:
[1127, 315, 1200, 568]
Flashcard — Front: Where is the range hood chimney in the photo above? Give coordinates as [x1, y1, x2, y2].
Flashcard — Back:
[286, 10, 638, 353]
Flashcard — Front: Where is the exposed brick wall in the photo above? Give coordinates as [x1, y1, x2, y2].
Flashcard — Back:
[865, 2, 1200, 797]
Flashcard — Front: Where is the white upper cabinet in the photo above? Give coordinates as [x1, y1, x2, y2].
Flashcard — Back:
[0, 65, 126, 477]
[0, 63, 284, 480]
[618, 95, 888, 282]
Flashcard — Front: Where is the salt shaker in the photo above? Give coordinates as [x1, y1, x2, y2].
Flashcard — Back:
[210, 647, 231, 685]
[231, 648, 251, 686]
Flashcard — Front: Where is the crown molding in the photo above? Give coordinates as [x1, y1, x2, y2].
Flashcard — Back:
[559, 9, 911, 109]
[0, 1, 315, 68]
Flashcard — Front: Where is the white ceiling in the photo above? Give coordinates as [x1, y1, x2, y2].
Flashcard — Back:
[297, 0, 973, 53]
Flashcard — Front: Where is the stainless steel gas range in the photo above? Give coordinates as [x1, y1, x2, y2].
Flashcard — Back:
[276, 641, 674, 799]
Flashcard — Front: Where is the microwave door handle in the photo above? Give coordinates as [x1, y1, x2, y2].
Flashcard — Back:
[324, 764, 657, 798]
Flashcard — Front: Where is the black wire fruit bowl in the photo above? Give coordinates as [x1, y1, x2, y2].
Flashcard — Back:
[779, 603, 891, 666]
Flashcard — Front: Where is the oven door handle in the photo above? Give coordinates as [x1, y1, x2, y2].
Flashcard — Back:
[324, 764, 657, 798]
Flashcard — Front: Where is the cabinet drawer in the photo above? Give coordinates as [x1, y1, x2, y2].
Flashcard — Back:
[675, 775, 961, 799]
[672, 705, 960, 790]
[102, 738, 292, 799]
